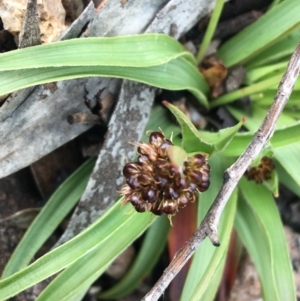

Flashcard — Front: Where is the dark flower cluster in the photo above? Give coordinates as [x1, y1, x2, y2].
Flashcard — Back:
[245, 156, 275, 184]
[121, 132, 210, 218]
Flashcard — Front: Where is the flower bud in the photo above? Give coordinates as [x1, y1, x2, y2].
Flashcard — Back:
[162, 200, 177, 215]
[141, 188, 157, 203]
[123, 163, 141, 178]
[165, 186, 180, 200]
[126, 176, 140, 189]
[149, 132, 165, 147]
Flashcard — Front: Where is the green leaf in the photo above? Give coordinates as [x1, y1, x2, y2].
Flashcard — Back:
[217, 0, 300, 67]
[219, 132, 252, 157]
[250, 89, 300, 111]
[36, 209, 157, 301]
[245, 28, 300, 69]
[263, 169, 279, 197]
[273, 142, 300, 185]
[221, 120, 300, 157]
[197, 118, 246, 152]
[0, 34, 209, 107]
[226, 105, 296, 132]
[268, 0, 285, 10]
[270, 120, 300, 147]
[181, 155, 237, 301]
[99, 216, 170, 299]
[68, 289, 90, 301]
[276, 160, 300, 198]
[2, 158, 96, 279]
[0, 200, 154, 300]
[283, 110, 300, 119]
[0, 34, 194, 70]
[1, 103, 178, 299]
[0, 57, 209, 108]
[163, 102, 245, 155]
[236, 179, 296, 301]
[36, 257, 111, 301]
[187, 200, 237, 301]
[163, 101, 214, 154]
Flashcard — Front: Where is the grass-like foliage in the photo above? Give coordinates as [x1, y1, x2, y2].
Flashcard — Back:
[1, 0, 299, 300]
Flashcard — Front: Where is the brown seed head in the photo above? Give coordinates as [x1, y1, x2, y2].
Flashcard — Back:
[245, 156, 275, 184]
[121, 132, 210, 221]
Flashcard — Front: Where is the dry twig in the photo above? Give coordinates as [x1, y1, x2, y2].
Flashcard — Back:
[142, 42, 300, 301]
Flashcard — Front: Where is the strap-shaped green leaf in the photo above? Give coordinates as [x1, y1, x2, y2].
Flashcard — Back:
[274, 142, 300, 185]
[35, 214, 157, 301]
[0, 200, 153, 300]
[1, 104, 177, 300]
[276, 160, 300, 198]
[99, 216, 170, 299]
[0, 34, 209, 107]
[2, 158, 96, 279]
[221, 120, 300, 157]
[271, 121, 300, 148]
[0, 57, 209, 108]
[245, 28, 300, 69]
[227, 105, 296, 132]
[0, 34, 194, 70]
[217, 0, 300, 67]
[37, 257, 111, 301]
[251, 90, 300, 111]
[181, 156, 237, 301]
[236, 179, 296, 301]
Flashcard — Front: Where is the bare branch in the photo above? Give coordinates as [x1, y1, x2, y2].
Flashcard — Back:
[142, 42, 300, 301]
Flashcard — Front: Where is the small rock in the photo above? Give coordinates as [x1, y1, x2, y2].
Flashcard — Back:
[0, 0, 67, 44]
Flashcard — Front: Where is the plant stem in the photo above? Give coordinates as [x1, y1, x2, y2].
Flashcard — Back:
[210, 74, 282, 108]
[196, 0, 225, 64]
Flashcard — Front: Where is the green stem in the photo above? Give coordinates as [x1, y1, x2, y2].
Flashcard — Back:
[245, 62, 286, 84]
[196, 0, 225, 64]
[210, 74, 282, 108]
